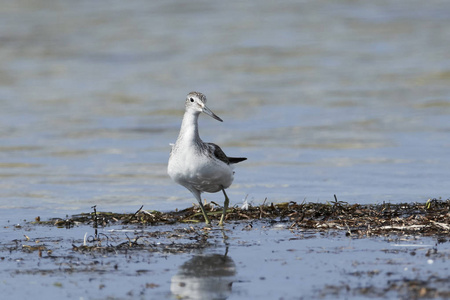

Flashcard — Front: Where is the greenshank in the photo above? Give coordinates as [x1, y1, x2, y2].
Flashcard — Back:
[168, 92, 246, 226]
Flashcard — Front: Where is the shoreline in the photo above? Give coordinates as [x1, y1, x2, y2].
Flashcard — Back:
[39, 198, 449, 237]
[2, 198, 449, 299]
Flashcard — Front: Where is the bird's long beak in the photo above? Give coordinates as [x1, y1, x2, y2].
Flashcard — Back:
[202, 105, 223, 122]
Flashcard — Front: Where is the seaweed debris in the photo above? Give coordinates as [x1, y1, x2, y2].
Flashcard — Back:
[38, 197, 449, 237]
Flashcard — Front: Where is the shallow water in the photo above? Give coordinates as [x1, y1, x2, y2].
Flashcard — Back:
[1, 1, 450, 219]
[1, 220, 448, 299]
[1, 6, 450, 299]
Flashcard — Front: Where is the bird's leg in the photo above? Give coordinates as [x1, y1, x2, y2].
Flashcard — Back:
[191, 189, 210, 225]
[219, 188, 230, 226]
[197, 200, 211, 225]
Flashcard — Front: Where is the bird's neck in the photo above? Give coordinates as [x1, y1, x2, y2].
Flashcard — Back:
[177, 111, 202, 145]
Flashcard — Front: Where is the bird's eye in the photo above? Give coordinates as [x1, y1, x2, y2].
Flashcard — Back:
[190, 98, 194, 102]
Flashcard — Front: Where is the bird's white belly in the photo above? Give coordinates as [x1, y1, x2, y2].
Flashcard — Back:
[168, 150, 234, 193]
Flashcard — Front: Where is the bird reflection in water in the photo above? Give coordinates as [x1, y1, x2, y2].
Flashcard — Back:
[171, 249, 236, 300]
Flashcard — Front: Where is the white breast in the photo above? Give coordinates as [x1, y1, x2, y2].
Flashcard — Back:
[168, 144, 234, 193]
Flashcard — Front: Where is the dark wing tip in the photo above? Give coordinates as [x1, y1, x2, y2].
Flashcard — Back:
[228, 157, 247, 164]
[207, 143, 247, 165]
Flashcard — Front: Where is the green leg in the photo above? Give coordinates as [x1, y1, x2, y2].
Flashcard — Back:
[198, 200, 211, 225]
[219, 188, 230, 226]
[191, 189, 210, 225]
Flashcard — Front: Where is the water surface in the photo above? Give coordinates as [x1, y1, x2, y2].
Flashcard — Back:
[1, 221, 448, 299]
[0, 0, 449, 220]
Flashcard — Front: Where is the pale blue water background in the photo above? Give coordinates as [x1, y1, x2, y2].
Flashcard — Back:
[1, 0, 450, 221]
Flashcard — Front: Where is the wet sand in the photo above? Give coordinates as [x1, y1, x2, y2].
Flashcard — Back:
[1, 199, 449, 299]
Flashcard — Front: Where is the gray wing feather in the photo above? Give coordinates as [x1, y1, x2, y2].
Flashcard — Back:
[207, 143, 247, 165]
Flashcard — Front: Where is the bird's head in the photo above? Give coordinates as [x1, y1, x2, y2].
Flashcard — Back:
[185, 91, 223, 122]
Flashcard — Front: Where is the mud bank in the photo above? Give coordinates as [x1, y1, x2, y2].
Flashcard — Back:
[1, 199, 449, 299]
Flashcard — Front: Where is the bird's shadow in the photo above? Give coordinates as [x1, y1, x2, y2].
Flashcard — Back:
[170, 230, 237, 300]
